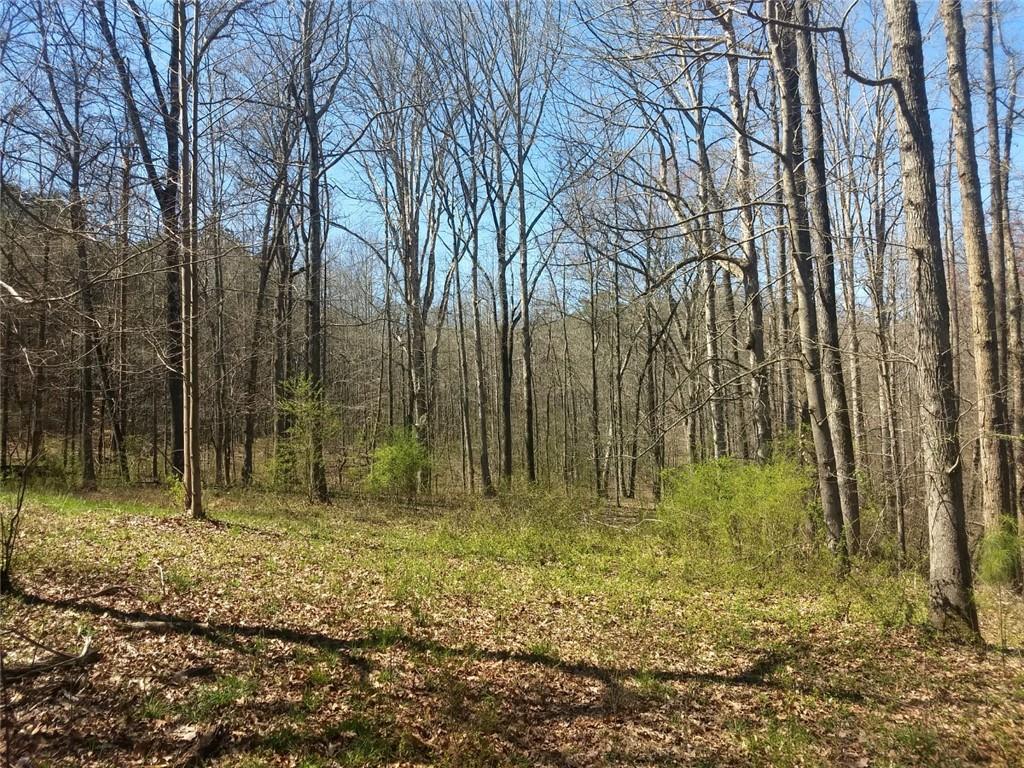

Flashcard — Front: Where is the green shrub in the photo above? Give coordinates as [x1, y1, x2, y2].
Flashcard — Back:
[432, 482, 601, 566]
[977, 521, 1020, 586]
[768, 429, 805, 463]
[276, 375, 341, 500]
[366, 431, 429, 499]
[165, 474, 185, 509]
[657, 458, 813, 566]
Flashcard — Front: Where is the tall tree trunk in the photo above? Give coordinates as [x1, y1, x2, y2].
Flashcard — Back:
[454, 260, 475, 492]
[611, 255, 626, 498]
[273, 246, 296, 471]
[210, 134, 229, 487]
[1001, 64, 1024, 536]
[94, 0, 185, 478]
[691, 123, 728, 461]
[242, 185, 284, 484]
[715, 5, 772, 461]
[980, 0, 1008, 390]
[498, 234, 513, 482]
[792, 0, 861, 553]
[645, 304, 664, 499]
[868, 112, 907, 561]
[777, 168, 797, 434]
[703, 260, 727, 459]
[884, 0, 977, 634]
[767, 4, 845, 557]
[837, 188, 866, 470]
[940, 0, 1012, 533]
[942, 137, 964, 399]
[115, 147, 131, 477]
[983, 0, 1020, 522]
[29, 242, 49, 461]
[559, 272, 575, 487]
[406, 246, 430, 457]
[470, 242, 494, 495]
[75, 176, 97, 490]
[721, 269, 748, 459]
[300, 0, 329, 503]
[588, 253, 604, 497]
[517, 121, 536, 485]
[177, 0, 202, 518]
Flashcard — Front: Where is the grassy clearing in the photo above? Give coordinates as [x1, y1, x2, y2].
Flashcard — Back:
[4, 481, 1024, 767]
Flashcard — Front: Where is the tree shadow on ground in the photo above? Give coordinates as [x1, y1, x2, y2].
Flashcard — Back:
[13, 588, 873, 766]
[18, 588, 866, 700]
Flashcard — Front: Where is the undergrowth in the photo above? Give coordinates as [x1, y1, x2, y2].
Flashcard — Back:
[9, 459, 954, 636]
[9, 461, 1024, 767]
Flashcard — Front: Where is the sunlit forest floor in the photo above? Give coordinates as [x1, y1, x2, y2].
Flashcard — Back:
[5, 487, 1024, 767]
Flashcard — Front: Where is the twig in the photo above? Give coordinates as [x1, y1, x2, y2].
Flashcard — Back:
[0, 626, 75, 658]
[3, 637, 99, 681]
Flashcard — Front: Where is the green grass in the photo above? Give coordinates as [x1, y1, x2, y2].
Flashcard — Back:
[8, 480, 952, 659]
[737, 719, 820, 768]
[13, 480, 941, 664]
[185, 675, 258, 722]
[523, 638, 560, 660]
[138, 693, 173, 721]
[363, 622, 405, 648]
[321, 714, 425, 766]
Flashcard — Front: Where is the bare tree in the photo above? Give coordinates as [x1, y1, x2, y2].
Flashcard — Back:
[790, 0, 861, 553]
[95, 0, 187, 478]
[883, 0, 977, 633]
[939, 0, 1012, 535]
[767, 0, 846, 557]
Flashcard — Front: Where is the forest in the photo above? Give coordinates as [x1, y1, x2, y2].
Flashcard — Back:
[2, 0, 1024, 765]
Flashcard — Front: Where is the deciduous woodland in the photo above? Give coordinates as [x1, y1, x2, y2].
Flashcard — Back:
[3, 0, 1024, 765]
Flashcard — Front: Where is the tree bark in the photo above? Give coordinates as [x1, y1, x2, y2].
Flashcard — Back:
[982, 0, 1019, 522]
[940, 0, 1012, 533]
[176, 0, 202, 518]
[300, 0, 330, 503]
[715, 5, 772, 462]
[884, 0, 978, 634]
[767, 3, 846, 557]
[792, 0, 861, 553]
[470, 239, 495, 495]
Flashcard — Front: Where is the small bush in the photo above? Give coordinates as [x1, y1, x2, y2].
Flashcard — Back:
[657, 458, 813, 567]
[977, 521, 1020, 586]
[276, 375, 341, 500]
[165, 474, 185, 509]
[366, 431, 429, 499]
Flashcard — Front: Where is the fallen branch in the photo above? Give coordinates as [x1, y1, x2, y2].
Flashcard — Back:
[4, 637, 99, 681]
[127, 619, 196, 632]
